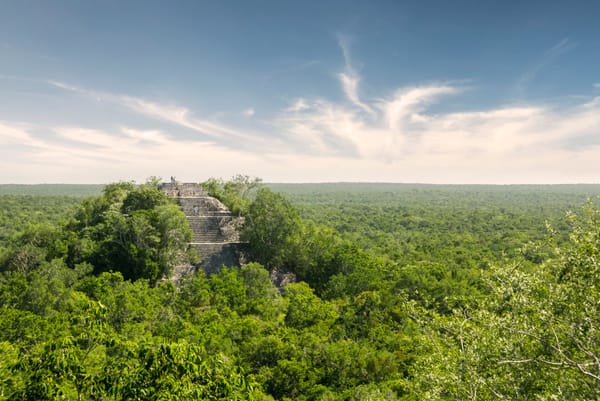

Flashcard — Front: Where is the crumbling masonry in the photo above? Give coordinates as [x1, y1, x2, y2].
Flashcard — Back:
[161, 182, 247, 277]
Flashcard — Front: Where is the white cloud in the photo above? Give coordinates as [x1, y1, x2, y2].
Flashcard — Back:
[56, 127, 125, 149]
[47, 80, 81, 92]
[112, 96, 259, 142]
[279, 84, 463, 160]
[337, 37, 373, 114]
[516, 38, 578, 95]
[0, 121, 34, 144]
[48, 81, 265, 145]
[594, 83, 600, 89]
[276, 78, 600, 182]
[121, 127, 170, 144]
[380, 85, 458, 132]
[7, 74, 599, 184]
[0, 122, 134, 174]
[45, 75, 600, 183]
[0, 120, 278, 183]
[297, 60, 320, 69]
[242, 108, 255, 117]
[285, 98, 310, 112]
[338, 72, 373, 114]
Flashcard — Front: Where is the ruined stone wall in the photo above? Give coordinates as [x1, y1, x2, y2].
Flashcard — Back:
[160, 182, 207, 198]
[161, 182, 246, 278]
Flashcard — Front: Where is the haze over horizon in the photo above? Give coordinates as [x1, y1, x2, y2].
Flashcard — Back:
[1, 1, 599, 184]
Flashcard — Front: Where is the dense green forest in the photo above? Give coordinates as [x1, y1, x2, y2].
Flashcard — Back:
[0, 184, 104, 197]
[1, 180, 599, 400]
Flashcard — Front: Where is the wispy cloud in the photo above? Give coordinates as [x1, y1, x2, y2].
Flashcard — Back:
[0, 121, 36, 145]
[242, 108, 255, 117]
[516, 38, 578, 96]
[37, 72, 600, 183]
[121, 127, 171, 144]
[277, 76, 600, 175]
[296, 60, 320, 70]
[0, 120, 276, 183]
[0, 74, 20, 80]
[5, 61, 600, 184]
[0, 121, 130, 168]
[284, 98, 310, 112]
[594, 82, 600, 89]
[280, 84, 462, 160]
[47, 81, 267, 146]
[337, 36, 374, 114]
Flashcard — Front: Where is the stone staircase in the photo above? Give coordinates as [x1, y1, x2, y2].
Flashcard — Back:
[160, 182, 246, 277]
[187, 216, 241, 243]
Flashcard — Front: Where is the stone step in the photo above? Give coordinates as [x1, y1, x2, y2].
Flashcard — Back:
[179, 197, 232, 216]
[161, 182, 246, 276]
[192, 233, 225, 243]
[193, 235, 218, 242]
[186, 216, 241, 243]
[188, 220, 221, 231]
[190, 243, 248, 275]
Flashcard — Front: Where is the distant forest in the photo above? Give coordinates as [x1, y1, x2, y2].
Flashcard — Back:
[1, 180, 599, 400]
[0, 184, 105, 197]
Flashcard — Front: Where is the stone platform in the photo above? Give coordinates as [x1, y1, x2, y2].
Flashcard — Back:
[160, 182, 247, 278]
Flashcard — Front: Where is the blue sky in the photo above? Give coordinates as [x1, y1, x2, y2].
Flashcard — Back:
[1, 0, 599, 183]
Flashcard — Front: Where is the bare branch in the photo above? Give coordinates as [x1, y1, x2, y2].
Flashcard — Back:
[497, 359, 534, 365]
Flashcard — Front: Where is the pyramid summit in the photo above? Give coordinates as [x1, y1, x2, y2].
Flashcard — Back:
[160, 182, 247, 277]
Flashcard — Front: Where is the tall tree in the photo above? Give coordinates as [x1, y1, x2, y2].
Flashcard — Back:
[66, 180, 192, 283]
[242, 188, 300, 269]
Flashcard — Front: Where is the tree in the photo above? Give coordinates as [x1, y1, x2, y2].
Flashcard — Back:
[242, 188, 300, 269]
[284, 282, 338, 330]
[240, 262, 282, 319]
[408, 203, 600, 400]
[66, 180, 192, 283]
[0, 223, 67, 274]
[201, 175, 262, 215]
[485, 204, 600, 397]
[9, 295, 111, 401]
[288, 222, 371, 295]
[0, 341, 19, 399]
[116, 342, 261, 401]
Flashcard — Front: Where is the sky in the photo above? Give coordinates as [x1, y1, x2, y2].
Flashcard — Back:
[1, 0, 599, 184]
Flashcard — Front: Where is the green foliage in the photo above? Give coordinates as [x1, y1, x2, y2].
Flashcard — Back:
[407, 202, 600, 400]
[118, 342, 259, 401]
[201, 175, 263, 215]
[241, 263, 282, 319]
[2, 183, 600, 400]
[483, 203, 600, 397]
[242, 188, 300, 269]
[121, 181, 167, 214]
[0, 195, 81, 249]
[283, 282, 337, 330]
[0, 184, 104, 197]
[65, 180, 192, 283]
[9, 296, 110, 401]
[270, 183, 599, 313]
